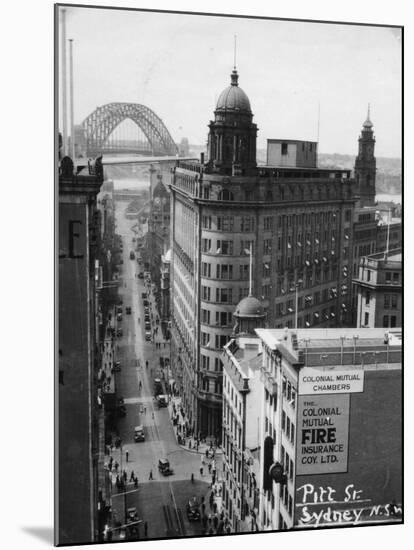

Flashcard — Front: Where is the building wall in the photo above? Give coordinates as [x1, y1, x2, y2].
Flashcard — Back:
[58, 192, 99, 544]
[294, 368, 402, 529]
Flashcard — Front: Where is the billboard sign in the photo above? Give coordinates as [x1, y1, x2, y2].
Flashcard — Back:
[296, 394, 350, 475]
[298, 367, 364, 395]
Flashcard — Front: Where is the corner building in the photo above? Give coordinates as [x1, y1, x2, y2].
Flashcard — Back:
[170, 69, 357, 437]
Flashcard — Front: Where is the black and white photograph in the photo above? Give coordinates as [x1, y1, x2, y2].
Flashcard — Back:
[55, 2, 403, 546]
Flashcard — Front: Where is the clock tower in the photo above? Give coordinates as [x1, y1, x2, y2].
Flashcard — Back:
[354, 106, 376, 207]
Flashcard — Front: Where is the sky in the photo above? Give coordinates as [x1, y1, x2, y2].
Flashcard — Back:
[59, 6, 402, 157]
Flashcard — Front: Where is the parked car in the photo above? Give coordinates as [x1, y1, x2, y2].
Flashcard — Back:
[186, 497, 201, 521]
[117, 328, 123, 337]
[138, 272, 144, 279]
[126, 306, 131, 315]
[156, 395, 167, 408]
[145, 323, 151, 331]
[145, 331, 151, 341]
[112, 361, 121, 372]
[117, 313, 122, 322]
[141, 292, 147, 299]
[130, 251, 135, 260]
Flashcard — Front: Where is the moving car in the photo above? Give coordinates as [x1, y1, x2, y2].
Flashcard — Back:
[130, 251, 135, 260]
[158, 458, 174, 476]
[126, 306, 131, 315]
[117, 313, 122, 322]
[134, 425, 145, 442]
[117, 328, 123, 337]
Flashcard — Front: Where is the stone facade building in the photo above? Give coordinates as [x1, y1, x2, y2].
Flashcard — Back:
[169, 68, 366, 437]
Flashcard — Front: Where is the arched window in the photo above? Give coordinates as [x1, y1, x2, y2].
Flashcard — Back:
[218, 189, 234, 201]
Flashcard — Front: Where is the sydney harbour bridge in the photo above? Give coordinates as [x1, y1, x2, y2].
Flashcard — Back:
[77, 102, 180, 158]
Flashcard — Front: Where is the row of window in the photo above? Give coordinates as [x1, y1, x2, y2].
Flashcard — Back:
[201, 309, 233, 327]
[200, 332, 230, 350]
[201, 211, 341, 232]
[201, 286, 234, 304]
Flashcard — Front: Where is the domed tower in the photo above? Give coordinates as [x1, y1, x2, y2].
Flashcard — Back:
[233, 294, 266, 337]
[354, 106, 376, 206]
[206, 68, 258, 176]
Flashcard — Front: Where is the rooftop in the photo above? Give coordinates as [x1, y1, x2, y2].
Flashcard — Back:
[255, 328, 402, 368]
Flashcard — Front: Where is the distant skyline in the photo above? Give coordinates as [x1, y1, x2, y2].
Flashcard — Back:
[59, 6, 402, 158]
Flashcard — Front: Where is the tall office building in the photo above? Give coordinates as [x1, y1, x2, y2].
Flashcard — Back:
[57, 156, 106, 544]
[169, 68, 359, 437]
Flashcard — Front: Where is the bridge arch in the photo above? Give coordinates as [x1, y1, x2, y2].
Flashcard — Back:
[82, 102, 178, 157]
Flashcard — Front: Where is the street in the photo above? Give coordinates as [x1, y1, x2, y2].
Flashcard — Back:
[108, 199, 218, 540]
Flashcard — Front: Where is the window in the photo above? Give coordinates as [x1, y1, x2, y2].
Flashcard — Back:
[217, 216, 234, 231]
[281, 142, 288, 155]
[216, 288, 233, 304]
[345, 209, 352, 222]
[282, 410, 286, 431]
[286, 417, 291, 439]
[201, 355, 210, 370]
[216, 311, 232, 327]
[241, 217, 254, 232]
[217, 240, 233, 255]
[202, 238, 211, 252]
[291, 423, 295, 444]
[364, 312, 369, 326]
[214, 358, 223, 372]
[239, 287, 249, 300]
[393, 272, 400, 283]
[264, 239, 272, 254]
[384, 295, 390, 309]
[390, 315, 397, 328]
[365, 291, 370, 305]
[202, 215, 212, 229]
[201, 262, 211, 278]
[263, 262, 271, 277]
[218, 189, 234, 201]
[264, 216, 273, 230]
[216, 264, 233, 280]
[240, 264, 249, 280]
[366, 270, 371, 282]
[391, 295, 397, 308]
[201, 309, 210, 324]
[201, 286, 211, 301]
[201, 332, 210, 346]
[383, 315, 389, 328]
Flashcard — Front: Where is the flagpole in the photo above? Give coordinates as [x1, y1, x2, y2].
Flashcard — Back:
[249, 243, 252, 296]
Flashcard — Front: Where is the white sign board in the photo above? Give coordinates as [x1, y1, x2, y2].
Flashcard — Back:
[299, 368, 364, 395]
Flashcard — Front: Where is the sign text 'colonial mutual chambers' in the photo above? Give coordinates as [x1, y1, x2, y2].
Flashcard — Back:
[298, 367, 364, 395]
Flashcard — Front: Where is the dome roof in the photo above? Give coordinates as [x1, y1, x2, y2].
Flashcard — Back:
[216, 69, 251, 113]
[235, 295, 265, 318]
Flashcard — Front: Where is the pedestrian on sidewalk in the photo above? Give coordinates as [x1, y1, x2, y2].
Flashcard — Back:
[123, 470, 127, 483]
[125, 450, 129, 462]
[149, 470, 153, 480]
[200, 467, 203, 476]
[130, 470, 135, 482]
[191, 473, 194, 483]
[114, 461, 119, 472]
[208, 463, 212, 474]
[144, 522, 148, 537]
[134, 477, 138, 488]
